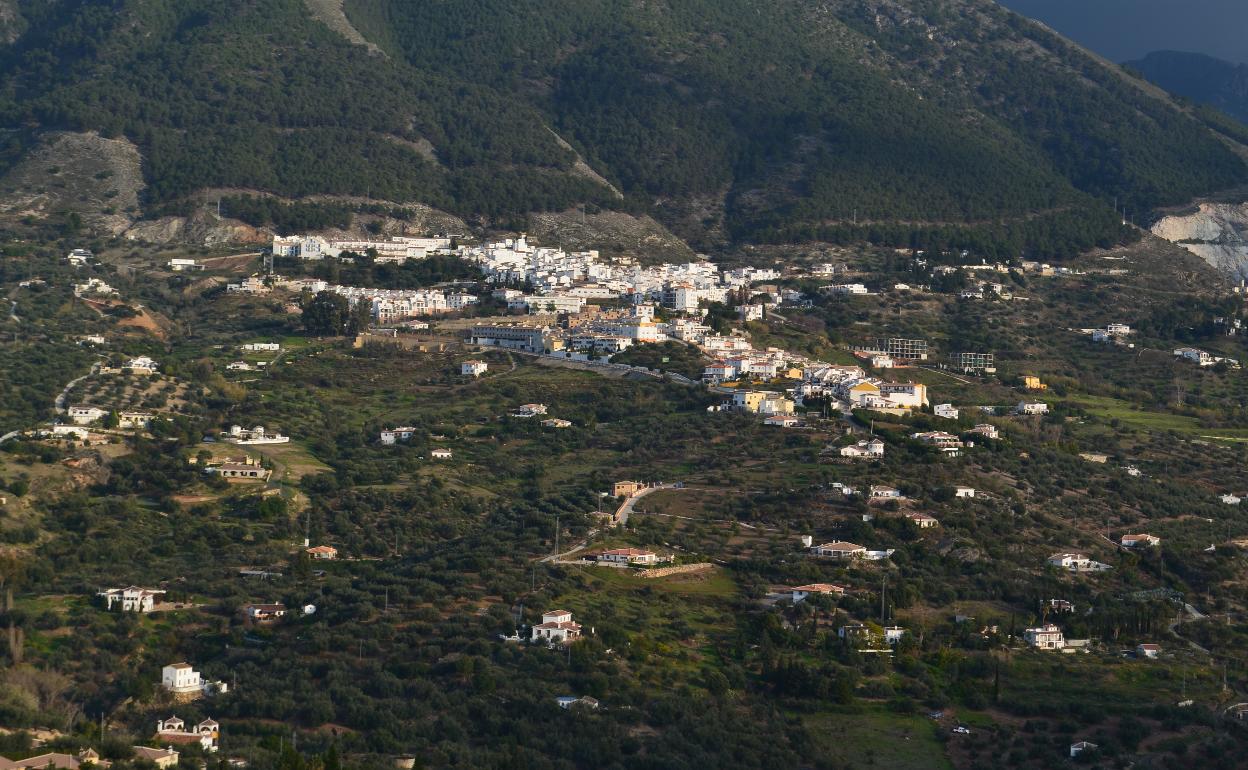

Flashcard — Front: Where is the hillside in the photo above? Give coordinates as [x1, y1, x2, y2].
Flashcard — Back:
[0, 0, 1245, 258]
[1127, 50, 1248, 124]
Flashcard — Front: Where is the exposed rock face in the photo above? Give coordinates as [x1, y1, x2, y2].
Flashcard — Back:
[0, 131, 145, 236]
[1152, 202, 1248, 281]
[123, 213, 272, 247]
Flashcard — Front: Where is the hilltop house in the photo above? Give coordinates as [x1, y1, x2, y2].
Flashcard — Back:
[306, 545, 338, 560]
[431, 448, 453, 459]
[161, 663, 203, 694]
[1023, 624, 1065, 650]
[933, 403, 959, 419]
[966, 424, 999, 440]
[791, 584, 845, 603]
[595, 548, 659, 566]
[811, 541, 867, 559]
[68, 406, 108, 425]
[1047, 553, 1112, 573]
[126, 356, 160, 375]
[223, 425, 289, 445]
[131, 747, 179, 769]
[911, 431, 964, 456]
[511, 403, 548, 418]
[1120, 533, 1160, 548]
[839, 439, 885, 458]
[906, 513, 939, 529]
[118, 411, 153, 430]
[1016, 401, 1048, 415]
[461, 360, 489, 377]
[155, 717, 219, 752]
[209, 464, 271, 482]
[98, 587, 165, 613]
[531, 609, 583, 645]
[380, 427, 417, 445]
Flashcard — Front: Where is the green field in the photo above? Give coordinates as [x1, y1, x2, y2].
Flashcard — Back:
[804, 710, 953, 770]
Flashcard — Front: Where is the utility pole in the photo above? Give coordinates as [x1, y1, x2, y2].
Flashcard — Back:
[880, 575, 887, 622]
[554, 513, 560, 559]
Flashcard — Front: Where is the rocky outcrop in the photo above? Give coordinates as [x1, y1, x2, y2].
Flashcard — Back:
[123, 213, 272, 247]
[1152, 202, 1248, 281]
[0, 131, 145, 236]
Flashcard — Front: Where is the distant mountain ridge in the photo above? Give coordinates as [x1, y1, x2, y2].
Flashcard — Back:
[1126, 50, 1248, 124]
[0, 0, 1245, 258]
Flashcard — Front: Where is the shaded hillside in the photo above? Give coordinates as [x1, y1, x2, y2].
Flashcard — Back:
[0, 0, 1244, 256]
[1127, 50, 1248, 124]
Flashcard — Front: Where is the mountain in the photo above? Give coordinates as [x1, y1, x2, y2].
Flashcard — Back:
[1127, 50, 1248, 124]
[0, 0, 1246, 258]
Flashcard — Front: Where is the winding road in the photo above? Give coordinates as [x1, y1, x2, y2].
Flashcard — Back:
[55, 362, 101, 414]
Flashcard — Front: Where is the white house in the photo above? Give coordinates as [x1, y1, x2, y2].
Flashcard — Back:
[883, 626, 907, 645]
[1070, 741, 1098, 758]
[67, 406, 107, 425]
[431, 448, 453, 459]
[1120, 533, 1160, 548]
[531, 609, 583, 645]
[512, 403, 549, 418]
[811, 541, 867, 559]
[66, 248, 93, 266]
[306, 545, 338, 560]
[1221, 494, 1241, 505]
[954, 487, 976, 498]
[241, 343, 281, 352]
[98, 587, 165, 613]
[1023, 624, 1065, 650]
[126, 356, 160, 375]
[1047, 553, 1112, 573]
[226, 362, 253, 371]
[790, 584, 845, 603]
[156, 717, 220, 752]
[118, 411, 153, 430]
[1136, 643, 1161, 659]
[840, 439, 885, 458]
[1017, 402, 1048, 415]
[461, 360, 489, 377]
[967, 424, 999, 440]
[596, 548, 659, 566]
[869, 485, 903, 499]
[541, 418, 573, 429]
[380, 427, 417, 445]
[933, 403, 959, 420]
[906, 513, 939, 529]
[161, 663, 203, 694]
[870, 355, 894, 369]
[223, 425, 289, 445]
[167, 259, 204, 272]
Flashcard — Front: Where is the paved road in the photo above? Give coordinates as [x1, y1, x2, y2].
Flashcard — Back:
[614, 483, 682, 528]
[55, 362, 100, 414]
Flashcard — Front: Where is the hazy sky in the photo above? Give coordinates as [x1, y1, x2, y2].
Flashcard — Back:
[998, 0, 1248, 64]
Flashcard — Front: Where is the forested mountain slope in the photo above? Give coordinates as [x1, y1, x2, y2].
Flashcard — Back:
[0, 0, 1245, 256]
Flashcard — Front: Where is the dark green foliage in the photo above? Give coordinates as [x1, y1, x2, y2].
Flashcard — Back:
[0, 0, 1243, 254]
[301, 290, 363, 337]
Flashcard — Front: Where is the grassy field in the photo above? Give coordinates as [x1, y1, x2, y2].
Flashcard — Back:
[1060, 393, 1248, 441]
[803, 709, 953, 770]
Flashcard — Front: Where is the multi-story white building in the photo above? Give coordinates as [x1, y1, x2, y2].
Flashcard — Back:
[531, 610, 583, 645]
[161, 663, 203, 694]
[1023, 624, 1065, 650]
[99, 587, 165, 613]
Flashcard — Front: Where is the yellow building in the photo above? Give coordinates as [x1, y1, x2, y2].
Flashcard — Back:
[1022, 375, 1047, 391]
